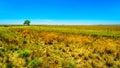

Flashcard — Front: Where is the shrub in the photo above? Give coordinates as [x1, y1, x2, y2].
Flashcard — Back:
[17, 49, 31, 58]
[10, 45, 19, 51]
[62, 59, 75, 68]
[27, 58, 42, 68]
[68, 60, 75, 68]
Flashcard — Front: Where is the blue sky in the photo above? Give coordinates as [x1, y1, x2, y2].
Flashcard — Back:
[0, 0, 120, 24]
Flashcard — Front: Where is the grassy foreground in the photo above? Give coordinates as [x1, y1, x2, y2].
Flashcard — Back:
[0, 25, 120, 68]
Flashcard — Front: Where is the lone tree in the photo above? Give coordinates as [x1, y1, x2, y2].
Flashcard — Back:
[24, 20, 30, 26]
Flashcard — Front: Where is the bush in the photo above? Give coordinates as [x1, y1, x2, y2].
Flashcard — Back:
[10, 45, 19, 51]
[68, 60, 75, 68]
[27, 58, 42, 68]
[62, 59, 75, 68]
[17, 49, 31, 58]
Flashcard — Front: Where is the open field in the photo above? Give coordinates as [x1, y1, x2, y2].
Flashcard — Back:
[0, 25, 120, 68]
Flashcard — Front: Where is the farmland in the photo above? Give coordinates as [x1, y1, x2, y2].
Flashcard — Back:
[0, 25, 120, 68]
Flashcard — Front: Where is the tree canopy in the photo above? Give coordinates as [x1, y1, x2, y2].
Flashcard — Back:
[24, 20, 30, 26]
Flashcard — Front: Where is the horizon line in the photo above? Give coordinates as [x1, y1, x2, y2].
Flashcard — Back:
[0, 19, 120, 25]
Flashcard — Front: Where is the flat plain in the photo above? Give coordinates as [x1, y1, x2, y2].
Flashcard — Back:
[0, 25, 120, 68]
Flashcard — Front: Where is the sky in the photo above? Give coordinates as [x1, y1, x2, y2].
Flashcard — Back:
[0, 0, 120, 25]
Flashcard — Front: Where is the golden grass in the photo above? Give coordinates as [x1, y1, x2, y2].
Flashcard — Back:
[0, 25, 120, 68]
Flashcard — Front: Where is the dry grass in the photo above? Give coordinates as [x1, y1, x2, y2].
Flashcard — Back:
[0, 25, 120, 68]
